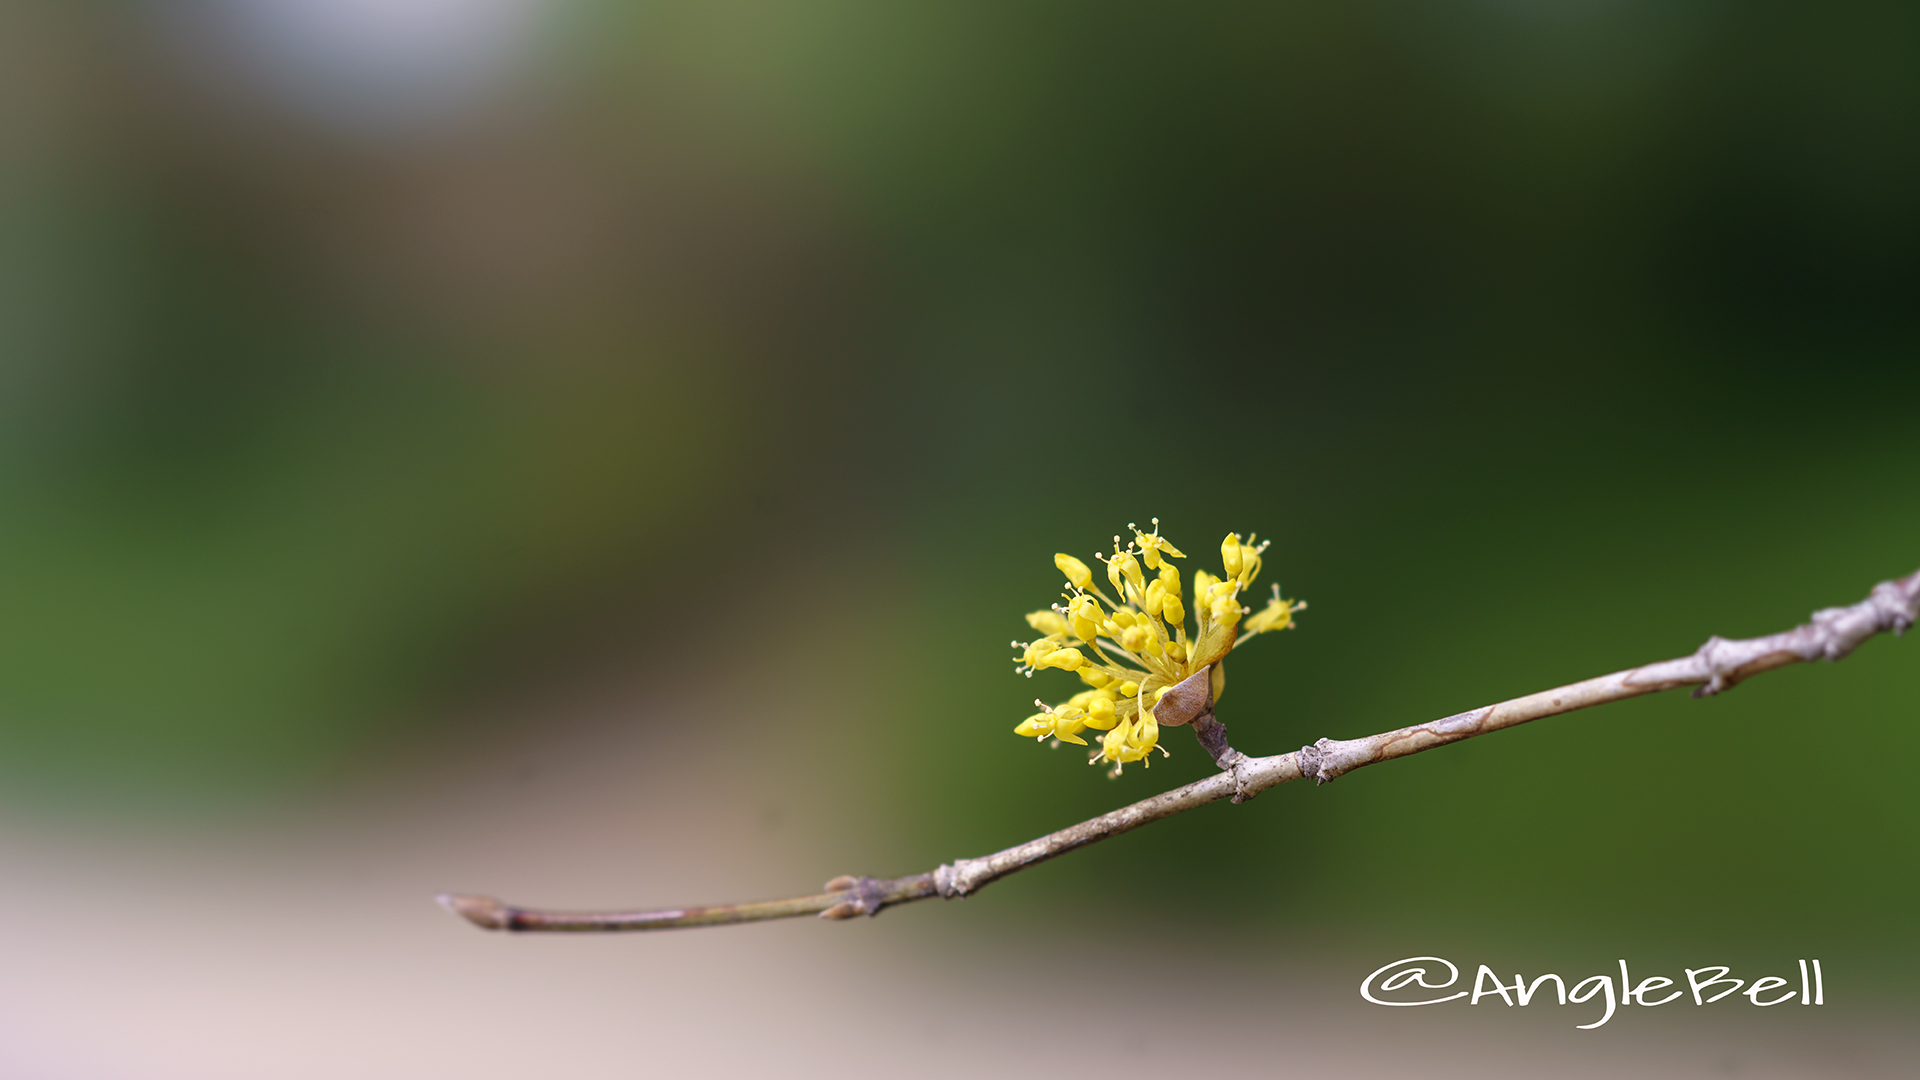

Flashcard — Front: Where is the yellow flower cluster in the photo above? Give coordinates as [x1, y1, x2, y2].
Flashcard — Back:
[1011, 520, 1303, 776]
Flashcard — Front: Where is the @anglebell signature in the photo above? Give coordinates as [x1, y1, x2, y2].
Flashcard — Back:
[1361, 956, 1825, 1030]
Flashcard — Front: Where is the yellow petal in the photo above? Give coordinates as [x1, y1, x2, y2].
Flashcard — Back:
[1026, 610, 1070, 637]
[1055, 553, 1093, 590]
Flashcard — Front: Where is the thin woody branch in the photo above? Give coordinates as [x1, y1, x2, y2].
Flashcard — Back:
[440, 567, 1918, 933]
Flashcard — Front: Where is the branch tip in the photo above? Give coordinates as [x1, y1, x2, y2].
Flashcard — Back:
[438, 893, 510, 931]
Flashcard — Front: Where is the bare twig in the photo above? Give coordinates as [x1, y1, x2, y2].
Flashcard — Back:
[440, 567, 1918, 933]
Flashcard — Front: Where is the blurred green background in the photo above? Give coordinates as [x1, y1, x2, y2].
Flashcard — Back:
[1, 0, 1915, 1049]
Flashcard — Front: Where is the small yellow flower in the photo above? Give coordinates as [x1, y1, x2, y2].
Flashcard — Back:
[1219, 532, 1270, 589]
[1013, 713, 1051, 738]
[1011, 520, 1304, 773]
[1143, 577, 1167, 617]
[1034, 646, 1088, 672]
[1067, 595, 1103, 644]
[1132, 519, 1187, 570]
[1013, 700, 1091, 745]
[1106, 547, 1144, 598]
[1099, 719, 1146, 764]
[1243, 584, 1305, 637]
[1084, 694, 1118, 729]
